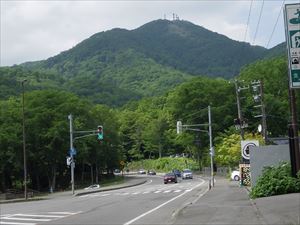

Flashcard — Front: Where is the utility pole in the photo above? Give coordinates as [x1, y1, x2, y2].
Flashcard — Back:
[234, 80, 245, 140]
[208, 105, 214, 187]
[251, 80, 268, 143]
[21, 79, 27, 200]
[68, 114, 75, 195]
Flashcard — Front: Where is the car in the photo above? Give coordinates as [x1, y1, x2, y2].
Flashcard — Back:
[172, 169, 181, 177]
[84, 184, 100, 190]
[164, 172, 178, 184]
[231, 170, 240, 181]
[114, 169, 120, 173]
[138, 169, 146, 174]
[182, 169, 193, 179]
[147, 170, 156, 175]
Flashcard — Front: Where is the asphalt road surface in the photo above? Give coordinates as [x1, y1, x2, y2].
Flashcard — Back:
[0, 175, 208, 225]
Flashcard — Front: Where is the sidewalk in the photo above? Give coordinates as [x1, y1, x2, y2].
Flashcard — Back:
[174, 177, 300, 225]
[0, 176, 147, 204]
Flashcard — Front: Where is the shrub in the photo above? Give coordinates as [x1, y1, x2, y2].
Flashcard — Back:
[250, 162, 300, 199]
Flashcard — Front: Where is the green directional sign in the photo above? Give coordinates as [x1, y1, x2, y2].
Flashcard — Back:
[284, 3, 300, 88]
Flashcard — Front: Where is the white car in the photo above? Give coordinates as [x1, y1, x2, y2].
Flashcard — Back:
[231, 170, 240, 181]
[138, 169, 146, 174]
[84, 184, 100, 190]
[182, 169, 193, 179]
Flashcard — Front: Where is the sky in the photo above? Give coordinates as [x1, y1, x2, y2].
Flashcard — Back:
[1, 0, 299, 66]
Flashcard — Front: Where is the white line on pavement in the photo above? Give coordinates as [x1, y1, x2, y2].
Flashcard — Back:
[123, 179, 205, 225]
[0, 222, 36, 225]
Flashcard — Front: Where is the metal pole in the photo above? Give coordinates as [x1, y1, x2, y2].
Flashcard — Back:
[22, 79, 27, 200]
[289, 89, 300, 175]
[260, 81, 268, 143]
[68, 114, 75, 194]
[235, 80, 245, 140]
[208, 106, 214, 187]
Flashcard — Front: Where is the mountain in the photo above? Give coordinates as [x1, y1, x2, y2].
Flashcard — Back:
[23, 19, 269, 78]
[9, 19, 285, 106]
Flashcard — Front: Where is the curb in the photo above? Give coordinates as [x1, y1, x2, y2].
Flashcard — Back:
[74, 180, 147, 196]
[0, 179, 147, 203]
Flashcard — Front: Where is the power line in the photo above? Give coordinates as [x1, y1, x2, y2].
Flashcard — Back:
[266, 0, 285, 48]
[244, 0, 254, 43]
[253, 0, 265, 45]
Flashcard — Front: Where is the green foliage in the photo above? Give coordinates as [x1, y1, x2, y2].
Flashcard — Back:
[250, 162, 300, 199]
[126, 157, 198, 172]
[214, 130, 264, 167]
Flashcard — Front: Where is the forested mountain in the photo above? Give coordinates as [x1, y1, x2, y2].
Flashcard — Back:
[5, 19, 285, 106]
[13, 20, 276, 106]
[23, 19, 269, 77]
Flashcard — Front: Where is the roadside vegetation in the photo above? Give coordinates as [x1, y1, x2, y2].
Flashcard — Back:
[1, 56, 298, 193]
[125, 157, 199, 173]
[250, 162, 300, 199]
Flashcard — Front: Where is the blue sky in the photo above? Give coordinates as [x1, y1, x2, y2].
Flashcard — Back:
[1, 0, 299, 66]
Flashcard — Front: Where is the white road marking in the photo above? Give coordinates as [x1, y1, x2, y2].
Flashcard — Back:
[142, 191, 150, 194]
[174, 190, 181, 193]
[0, 222, 36, 225]
[154, 191, 161, 194]
[0, 211, 82, 225]
[132, 192, 140, 195]
[163, 190, 171, 193]
[14, 214, 64, 218]
[1, 217, 51, 222]
[48, 212, 81, 215]
[123, 179, 205, 225]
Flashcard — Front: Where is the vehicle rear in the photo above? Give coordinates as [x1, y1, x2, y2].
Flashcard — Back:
[163, 173, 177, 184]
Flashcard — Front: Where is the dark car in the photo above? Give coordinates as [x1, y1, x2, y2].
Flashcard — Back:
[147, 170, 156, 175]
[164, 172, 178, 184]
[172, 169, 181, 177]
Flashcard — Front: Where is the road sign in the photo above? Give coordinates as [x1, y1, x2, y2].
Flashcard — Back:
[69, 148, 77, 156]
[241, 140, 259, 160]
[284, 3, 300, 88]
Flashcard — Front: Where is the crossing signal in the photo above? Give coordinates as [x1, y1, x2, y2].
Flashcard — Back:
[97, 125, 104, 140]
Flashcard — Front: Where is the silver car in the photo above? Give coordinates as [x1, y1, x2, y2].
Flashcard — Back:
[182, 169, 193, 179]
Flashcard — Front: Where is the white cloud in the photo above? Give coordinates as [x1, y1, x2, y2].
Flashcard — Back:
[0, 0, 296, 66]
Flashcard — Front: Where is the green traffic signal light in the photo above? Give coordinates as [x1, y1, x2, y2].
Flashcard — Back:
[97, 126, 104, 140]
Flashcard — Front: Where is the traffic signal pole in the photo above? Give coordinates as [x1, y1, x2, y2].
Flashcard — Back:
[177, 105, 214, 188]
[68, 114, 75, 195]
[67, 115, 103, 195]
[208, 106, 214, 188]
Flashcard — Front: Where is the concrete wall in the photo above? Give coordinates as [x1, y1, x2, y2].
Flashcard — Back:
[250, 145, 291, 187]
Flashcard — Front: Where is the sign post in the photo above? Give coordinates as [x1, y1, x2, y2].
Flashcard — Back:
[284, 4, 300, 176]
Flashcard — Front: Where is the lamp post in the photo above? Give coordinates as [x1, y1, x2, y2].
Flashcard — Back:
[21, 79, 27, 200]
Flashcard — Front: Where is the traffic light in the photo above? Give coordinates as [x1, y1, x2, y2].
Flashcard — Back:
[97, 125, 104, 140]
[176, 121, 182, 134]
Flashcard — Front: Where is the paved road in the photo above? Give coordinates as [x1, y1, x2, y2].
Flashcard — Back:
[0, 175, 208, 225]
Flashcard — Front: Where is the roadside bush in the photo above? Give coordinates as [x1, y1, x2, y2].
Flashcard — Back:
[250, 162, 300, 199]
[126, 157, 198, 173]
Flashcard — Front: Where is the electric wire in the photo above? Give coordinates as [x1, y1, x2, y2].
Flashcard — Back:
[266, 0, 285, 48]
[244, 0, 254, 43]
[252, 0, 265, 45]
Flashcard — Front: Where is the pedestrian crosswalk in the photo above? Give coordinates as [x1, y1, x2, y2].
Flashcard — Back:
[79, 183, 195, 198]
[0, 211, 81, 225]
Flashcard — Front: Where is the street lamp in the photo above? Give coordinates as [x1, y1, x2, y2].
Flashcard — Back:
[21, 79, 27, 200]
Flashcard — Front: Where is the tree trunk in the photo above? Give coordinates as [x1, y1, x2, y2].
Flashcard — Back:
[90, 164, 94, 184]
[95, 164, 99, 183]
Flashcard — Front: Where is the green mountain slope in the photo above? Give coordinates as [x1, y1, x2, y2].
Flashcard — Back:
[9, 19, 286, 106]
[23, 19, 268, 78]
